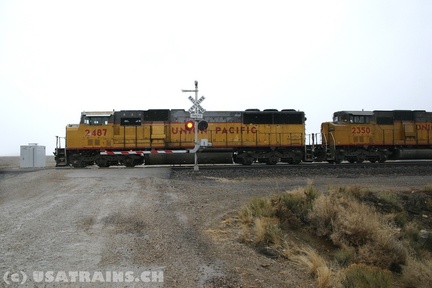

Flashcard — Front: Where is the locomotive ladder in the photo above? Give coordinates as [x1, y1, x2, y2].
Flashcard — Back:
[54, 136, 68, 167]
[304, 133, 316, 162]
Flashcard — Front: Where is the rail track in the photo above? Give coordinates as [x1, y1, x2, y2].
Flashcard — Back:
[170, 160, 432, 178]
[4, 160, 431, 179]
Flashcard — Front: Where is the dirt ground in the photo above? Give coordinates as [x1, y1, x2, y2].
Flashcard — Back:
[1, 157, 431, 287]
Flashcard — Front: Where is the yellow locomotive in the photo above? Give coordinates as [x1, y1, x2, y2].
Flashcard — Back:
[55, 109, 306, 167]
[320, 110, 432, 163]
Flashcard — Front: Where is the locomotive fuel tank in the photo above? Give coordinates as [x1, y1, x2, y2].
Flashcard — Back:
[393, 149, 432, 160]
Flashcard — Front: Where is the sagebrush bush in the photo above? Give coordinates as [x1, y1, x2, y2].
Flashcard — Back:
[334, 245, 356, 267]
[341, 264, 392, 288]
[308, 193, 339, 236]
[239, 197, 274, 224]
[399, 257, 432, 288]
[274, 185, 318, 229]
[309, 190, 407, 269]
[253, 217, 282, 246]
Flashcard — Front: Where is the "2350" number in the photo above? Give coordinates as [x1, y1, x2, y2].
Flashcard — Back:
[351, 127, 371, 134]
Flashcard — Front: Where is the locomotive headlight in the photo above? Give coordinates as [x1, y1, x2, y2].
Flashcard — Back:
[185, 120, 195, 131]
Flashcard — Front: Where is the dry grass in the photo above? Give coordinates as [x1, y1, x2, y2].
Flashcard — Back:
[398, 257, 432, 288]
[309, 188, 407, 269]
[254, 217, 282, 246]
[424, 184, 432, 192]
[239, 197, 274, 224]
[294, 246, 335, 288]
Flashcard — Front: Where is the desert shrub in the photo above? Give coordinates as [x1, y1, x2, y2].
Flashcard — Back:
[341, 264, 392, 288]
[399, 257, 432, 288]
[309, 190, 407, 269]
[393, 212, 408, 228]
[423, 231, 432, 252]
[333, 246, 356, 267]
[347, 188, 403, 213]
[375, 191, 404, 212]
[330, 200, 382, 247]
[304, 183, 319, 204]
[310, 191, 381, 247]
[403, 192, 429, 213]
[424, 184, 432, 193]
[253, 217, 282, 246]
[356, 230, 406, 271]
[404, 226, 432, 257]
[343, 185, 368, 200]
[239, 197, 274, 224]
[308, 193, 339, 236]
[401, 222, 425, 258]
[403, 222, 420, 242]
[275, 185, 319, 229]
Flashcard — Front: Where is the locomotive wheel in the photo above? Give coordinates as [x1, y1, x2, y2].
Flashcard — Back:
[378, 155, 387, 163]
[242, 156, 254, 165]
[70, 154, 87, 168]
[356, 155, 365, 163]
[71, 159, 87, 168]
[96, 158, 110, 168]
[123, 157, 136, 167]
[265, 156, 279, 165]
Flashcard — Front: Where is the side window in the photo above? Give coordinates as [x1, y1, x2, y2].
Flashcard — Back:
[352, 116, 366, 124]
[365, 116, 370, 124]
[84, 117, 109, 125]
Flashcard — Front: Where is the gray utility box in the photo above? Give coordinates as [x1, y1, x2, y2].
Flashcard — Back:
[20, 144, 46, 168]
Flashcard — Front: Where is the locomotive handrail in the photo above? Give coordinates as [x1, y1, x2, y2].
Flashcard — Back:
[329, 132, 336, 158]
[321, 132, 328, 150]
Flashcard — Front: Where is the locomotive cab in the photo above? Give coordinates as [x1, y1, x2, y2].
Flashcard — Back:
[324, 111, 374, 145]
[66, 111, 114, 150]
[321, 111, 376, 163]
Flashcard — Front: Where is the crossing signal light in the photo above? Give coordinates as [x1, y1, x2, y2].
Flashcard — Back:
[198, 121, 208, 131]
[185, 120, 194, 131]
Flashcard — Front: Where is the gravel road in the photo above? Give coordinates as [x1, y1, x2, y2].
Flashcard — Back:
[1, 158, 431, 287]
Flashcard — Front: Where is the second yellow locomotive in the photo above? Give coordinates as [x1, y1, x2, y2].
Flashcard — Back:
[320, 110, 432, 163]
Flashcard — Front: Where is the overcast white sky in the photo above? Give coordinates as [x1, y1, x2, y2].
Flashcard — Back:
[1, 0, 431, 156]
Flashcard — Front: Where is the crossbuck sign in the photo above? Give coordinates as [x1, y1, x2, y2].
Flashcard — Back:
[188, 95, 206, 114]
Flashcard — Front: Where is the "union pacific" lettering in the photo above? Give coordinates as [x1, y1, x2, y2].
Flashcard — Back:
[416, 124, 432, 131]
[171, 126, 257, 134]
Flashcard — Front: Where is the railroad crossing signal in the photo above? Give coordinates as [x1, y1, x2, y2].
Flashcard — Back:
[182, 80, 207, 171]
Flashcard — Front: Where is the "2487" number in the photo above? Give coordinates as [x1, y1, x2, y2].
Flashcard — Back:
[85, 129, 107, 137]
